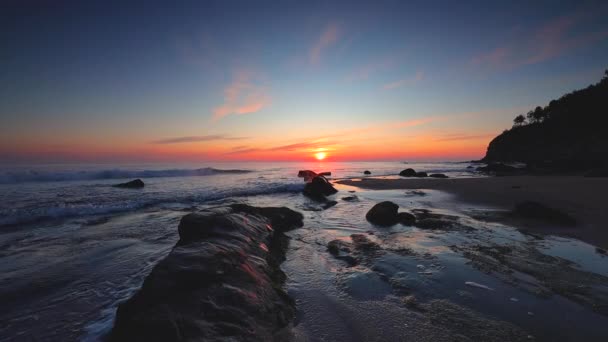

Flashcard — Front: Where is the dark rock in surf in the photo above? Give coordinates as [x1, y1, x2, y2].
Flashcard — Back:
[303, 176, 338, 201]
[399, 168, 417, 177]
[429, 173, 448, 178]
[397, 212, 417, 226]
[113, 179, 144, 188]
[415, 172, 428, 177]
[366, 201, 400, 226]
[512, 201, 576, 226]
[110, 204, 303, 342]
[364, 170, 371, 175]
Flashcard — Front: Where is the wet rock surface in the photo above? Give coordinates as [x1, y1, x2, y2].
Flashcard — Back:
[111, 204, 303, 342]
[452, 242, 608, 315]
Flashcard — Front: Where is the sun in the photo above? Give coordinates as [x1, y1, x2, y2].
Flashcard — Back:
[314, 152, 327, 160]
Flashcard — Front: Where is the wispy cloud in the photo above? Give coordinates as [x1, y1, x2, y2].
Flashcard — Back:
[310, 23, 341, 65]
[345, 56, 395, 82]
[471, 11, 608, 72]
[212, 70, 271, 121]
[152, 135, 248, 144]
[383, 71, 425, 90]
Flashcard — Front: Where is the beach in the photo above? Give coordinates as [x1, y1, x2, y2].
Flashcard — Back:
[2, 163, 608, 341]
[339, 176, 608, 249]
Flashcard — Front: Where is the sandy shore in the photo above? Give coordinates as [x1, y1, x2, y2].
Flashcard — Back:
[338, 176, 608, 249]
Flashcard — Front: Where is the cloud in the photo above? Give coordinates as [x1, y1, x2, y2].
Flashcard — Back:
[345, 56, 396, 82]
[310, 23, 341, 65]
[152, 135, 248, 144]
[383, 71, 425, 90]
[212, 70, 271, 121]
[471, 11, 608, 71]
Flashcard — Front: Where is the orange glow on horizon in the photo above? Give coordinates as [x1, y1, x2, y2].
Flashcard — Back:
[314, 152, 327, 160]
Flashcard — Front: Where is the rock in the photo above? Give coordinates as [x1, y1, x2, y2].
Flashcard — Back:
[303, 176, 338, 201]
[476, 163, 517, 174]
[467, 165, 474, 169]
[327, 239, 351, 255]
[341, 195, 359, 202]
[363, 170, 371, 175]
[110, 204, 303, 342]
[321, 200, 338, 210]
[113, 179, 144, 188]
[415, 172, 428, 177]
[399, 168, 417, 177]
[596, 247, 607, 255]
[397, 212, 416, 226]
[416, 218, 454, 230]
[365, 201, 400, 226]
[429, 173, 448, 178]
[350, 234, 380, 251]
[512, 201, 576, 226]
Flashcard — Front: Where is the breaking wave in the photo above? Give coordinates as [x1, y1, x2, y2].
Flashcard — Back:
[0, 167, 252, 184]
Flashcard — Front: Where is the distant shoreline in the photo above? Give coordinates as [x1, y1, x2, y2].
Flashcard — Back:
[338, 176, 608, 249]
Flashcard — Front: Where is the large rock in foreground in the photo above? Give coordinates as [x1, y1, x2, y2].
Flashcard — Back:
[111, 204, 304, 342]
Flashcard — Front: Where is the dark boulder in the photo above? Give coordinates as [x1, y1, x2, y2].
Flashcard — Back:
[363, 170, 371, 175]
[303, 176, 338, 201]
[341, 195, 359, 202]
[327, 239, 351, 255]
[429, 173, 448, 178]
[399, 168, 417, 177]
[111, 204, 303, 342]
[415, 172, 428, 177]
[113, 179, 144, 188]
[365, 201, 403, 226]
[512, 201, 576, 226]
[397, 212, 416, 226]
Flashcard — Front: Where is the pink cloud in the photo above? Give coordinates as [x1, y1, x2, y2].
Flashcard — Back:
[212, 70, 271, 121]
[383, 71, 424, 90]
[309, 23, 340, 65]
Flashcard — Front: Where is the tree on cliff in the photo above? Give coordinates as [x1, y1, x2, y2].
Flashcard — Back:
[513, 114, 526, 127]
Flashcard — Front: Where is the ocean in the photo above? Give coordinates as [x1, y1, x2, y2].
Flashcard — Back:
[2, 161, 607, 341]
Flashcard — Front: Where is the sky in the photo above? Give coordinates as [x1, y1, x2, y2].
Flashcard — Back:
[1, 0, 608, 163]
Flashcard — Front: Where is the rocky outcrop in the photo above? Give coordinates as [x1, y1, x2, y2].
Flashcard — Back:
[429, 173, 448, 178]
[363, 170, 371, 175]
[113, 179, 144, 188]
[111, 204, 304, 342]
[365, 201, 416, 227]
[415, 171, 428, 177]
[482, 71, 608, 171]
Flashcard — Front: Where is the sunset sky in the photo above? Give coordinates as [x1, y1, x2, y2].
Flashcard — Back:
[2, 0, 608, 162]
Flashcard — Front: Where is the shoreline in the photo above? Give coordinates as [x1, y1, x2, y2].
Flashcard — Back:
[338, 176, 608, 249]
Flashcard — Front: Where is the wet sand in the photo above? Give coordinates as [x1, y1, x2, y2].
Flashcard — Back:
[338, 176, 608, 249]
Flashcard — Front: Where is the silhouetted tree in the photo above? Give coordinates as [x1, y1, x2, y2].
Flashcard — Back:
[526, 106, 547, 123]
[513, 114, 526, 127]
